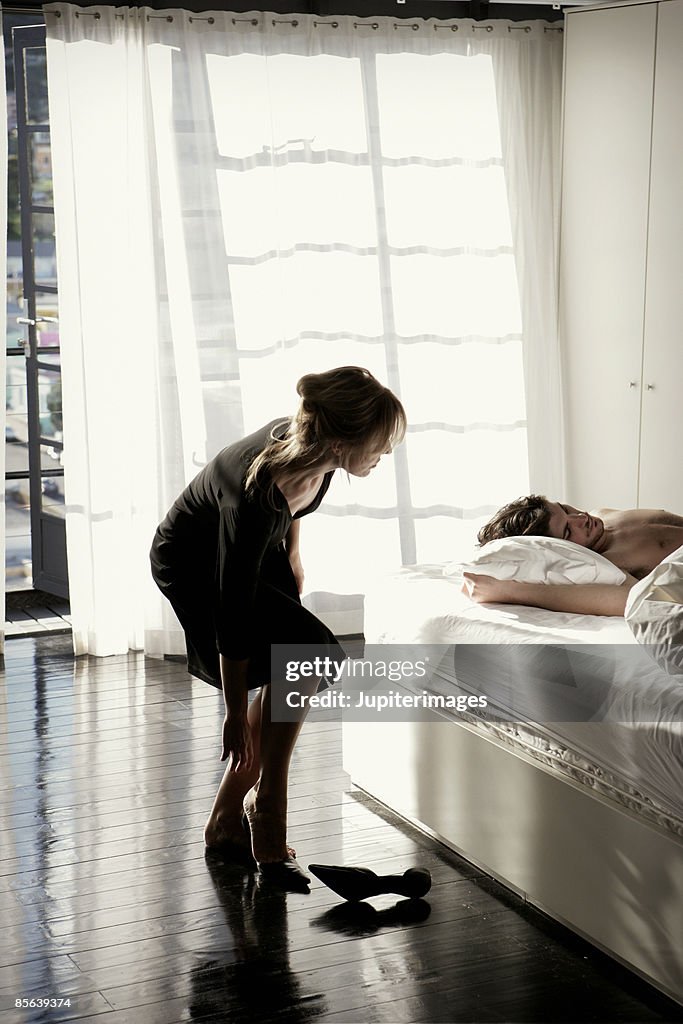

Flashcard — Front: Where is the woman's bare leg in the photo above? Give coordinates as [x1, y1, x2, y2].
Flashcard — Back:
[203, 688, 263, 847]
[242, 679, 317, 864]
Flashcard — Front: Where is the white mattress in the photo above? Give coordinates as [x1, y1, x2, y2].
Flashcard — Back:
[365, 564, 683, 834]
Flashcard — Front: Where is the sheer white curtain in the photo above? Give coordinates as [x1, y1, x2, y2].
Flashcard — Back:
[44, 5, 563, 656]
[0, 8, 7, 655]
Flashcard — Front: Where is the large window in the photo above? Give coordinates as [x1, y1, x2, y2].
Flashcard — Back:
[157, 41, 528, 588]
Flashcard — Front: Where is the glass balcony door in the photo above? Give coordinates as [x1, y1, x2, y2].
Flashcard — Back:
[7, 22, 68, 598]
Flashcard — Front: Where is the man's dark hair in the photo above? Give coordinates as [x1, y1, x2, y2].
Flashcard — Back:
[477, 494, 553, 546]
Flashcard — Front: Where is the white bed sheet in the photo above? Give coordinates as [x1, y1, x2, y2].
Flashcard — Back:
[366, 563, 635, 645]
[364, 564, 683, 834]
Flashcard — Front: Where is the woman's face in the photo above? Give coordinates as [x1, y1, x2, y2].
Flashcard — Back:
[343, 442, 392, 477]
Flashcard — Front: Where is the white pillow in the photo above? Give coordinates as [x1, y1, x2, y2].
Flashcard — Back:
[443, 535, 626, 586]
[625, 543, 683, 675]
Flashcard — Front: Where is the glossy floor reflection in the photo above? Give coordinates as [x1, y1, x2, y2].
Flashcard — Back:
[1, 635, 682, 1024]
[193, 856, 327, 1022]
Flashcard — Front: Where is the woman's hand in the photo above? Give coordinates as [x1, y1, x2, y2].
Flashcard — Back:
[221, 710, 254, 771]
[219, 654, 250, 769]
[461, 572, 520, 605]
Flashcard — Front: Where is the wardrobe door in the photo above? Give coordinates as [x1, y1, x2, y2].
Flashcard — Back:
[638, 0, 683, 513]
[559, 4, 657, 510]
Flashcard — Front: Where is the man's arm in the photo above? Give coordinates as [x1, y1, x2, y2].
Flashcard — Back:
[462, 573, 638, 616]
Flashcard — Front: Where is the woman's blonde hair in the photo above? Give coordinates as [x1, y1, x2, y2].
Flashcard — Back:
[246, 366, 406, 505]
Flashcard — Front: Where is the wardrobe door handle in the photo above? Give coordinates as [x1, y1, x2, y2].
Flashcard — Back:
[646, 383, 655, 391]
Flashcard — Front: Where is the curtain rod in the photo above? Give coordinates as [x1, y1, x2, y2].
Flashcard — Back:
[0, 0, 578, 19]
[1, 0, 582, 10]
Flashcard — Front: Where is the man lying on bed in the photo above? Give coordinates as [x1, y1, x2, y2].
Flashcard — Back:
[462, 495, 683, 616]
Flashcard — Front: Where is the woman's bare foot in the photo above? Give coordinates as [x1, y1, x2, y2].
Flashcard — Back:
[204, 812, 251, 851]
[242, 788, 310, 891]
[242, 788, 290, 864]
[205, 808, 296, 858]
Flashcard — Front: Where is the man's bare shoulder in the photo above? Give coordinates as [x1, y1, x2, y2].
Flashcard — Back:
[592, 507, 683, 577]
[637, 508, 683, 526]
[593, 507, 683, 526]
[590, 508, 631, 530]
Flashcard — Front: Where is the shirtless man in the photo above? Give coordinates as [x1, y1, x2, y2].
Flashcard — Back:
[463, 495, 683, 616]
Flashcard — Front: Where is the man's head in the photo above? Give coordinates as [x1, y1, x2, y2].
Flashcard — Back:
[477, 495, 552, 545]
[478, 495, 605, 550]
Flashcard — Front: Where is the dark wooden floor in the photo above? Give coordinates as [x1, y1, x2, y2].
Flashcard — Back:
[4, 591, 72, 640]
[1, 634, 682, 1024]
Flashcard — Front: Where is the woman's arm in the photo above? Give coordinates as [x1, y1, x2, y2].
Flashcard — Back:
[285, 519, 304, 593]
[219, 655, 254, 769]
[461, 572, 638, 617]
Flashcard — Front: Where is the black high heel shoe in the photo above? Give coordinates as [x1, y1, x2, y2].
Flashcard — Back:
[241, 810, 311, 893]
[308, 863, 432, 902]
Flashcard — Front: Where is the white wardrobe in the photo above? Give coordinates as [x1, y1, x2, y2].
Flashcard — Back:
[559, 0, 683, 512]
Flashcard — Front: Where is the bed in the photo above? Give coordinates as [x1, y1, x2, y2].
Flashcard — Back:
[341, 563, 683, 1004]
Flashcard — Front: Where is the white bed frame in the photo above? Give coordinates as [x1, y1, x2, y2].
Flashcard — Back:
[342, 713, 683, 1005]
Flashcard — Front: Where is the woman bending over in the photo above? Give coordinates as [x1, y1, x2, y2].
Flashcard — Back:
[150, 366, 406, 888]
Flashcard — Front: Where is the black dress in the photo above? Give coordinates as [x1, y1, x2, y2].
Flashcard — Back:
[149, 418, 345, 689]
